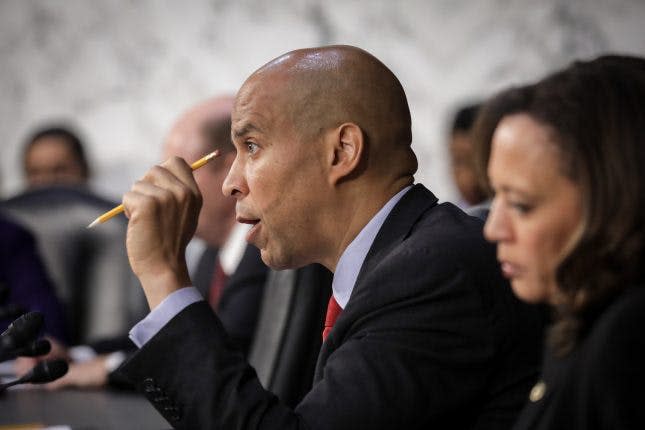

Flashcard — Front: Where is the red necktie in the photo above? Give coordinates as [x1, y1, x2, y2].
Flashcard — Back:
[208, 260, 228, 311]
[322, 295, 343, 341]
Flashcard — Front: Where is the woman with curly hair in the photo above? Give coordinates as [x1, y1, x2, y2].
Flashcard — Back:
[479, 55, 645, 429]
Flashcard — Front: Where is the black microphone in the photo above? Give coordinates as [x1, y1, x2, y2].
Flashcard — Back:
[15, 338, 52, 357]
[0, 359, 68, 393]
[0, 303, 26, 321]
[0, 338, 51, 362]
[0, 312, 44, 351]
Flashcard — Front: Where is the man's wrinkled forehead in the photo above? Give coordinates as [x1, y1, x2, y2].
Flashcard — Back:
[232, 81, 260, 132]
[232, 74, 290, 131]
[236, 68, 289, 104]
[232, 79, 257, 118]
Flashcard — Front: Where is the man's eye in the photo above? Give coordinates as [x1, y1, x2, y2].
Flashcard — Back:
[246, 142, 259, 154]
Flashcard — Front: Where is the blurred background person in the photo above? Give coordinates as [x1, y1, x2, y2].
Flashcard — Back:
[23, 126, 90, 189]
[161, 95, 268, 355]
[480, 55, 645, 428]
[0, 212, 67, 342]
[448, 103, 488, 209]
[3, 124, 144, 346]
[466, 90, 537, 221]
[22, 95, 268, 389]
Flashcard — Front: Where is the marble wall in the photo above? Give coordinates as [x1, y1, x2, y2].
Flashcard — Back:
[1, 0, 644, 202]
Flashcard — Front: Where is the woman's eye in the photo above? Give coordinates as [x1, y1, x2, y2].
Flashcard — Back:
[509, 201, 532, 214]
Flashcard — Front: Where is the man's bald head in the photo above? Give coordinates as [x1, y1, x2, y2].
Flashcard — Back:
[226, 47, 418, 269]
[164, 95, 237, 248]
[237, 45, 417, 179]
[165, 95, 235, 161]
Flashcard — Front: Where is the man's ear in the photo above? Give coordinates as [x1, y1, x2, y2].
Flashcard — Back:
[327, 122, 365, 185]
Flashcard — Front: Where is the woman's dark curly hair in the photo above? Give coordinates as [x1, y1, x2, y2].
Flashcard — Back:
[473, 55, 645, 355]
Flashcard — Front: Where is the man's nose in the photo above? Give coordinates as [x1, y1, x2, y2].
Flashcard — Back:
[222, 155, 247, 198]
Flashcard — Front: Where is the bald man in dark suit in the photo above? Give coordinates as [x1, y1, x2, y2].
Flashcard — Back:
[118, 46, 544, 429]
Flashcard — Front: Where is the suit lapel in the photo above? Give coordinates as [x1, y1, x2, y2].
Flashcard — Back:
[353, 184, 438, 289]
[314, 184, 438, 380]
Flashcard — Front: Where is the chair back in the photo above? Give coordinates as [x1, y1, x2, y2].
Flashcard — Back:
[2, 186, 147, 343]
[248, 264, 332, 407]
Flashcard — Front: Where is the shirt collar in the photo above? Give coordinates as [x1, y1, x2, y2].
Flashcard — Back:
[219, 222, 251, 275]
[332, 186, 412, 309]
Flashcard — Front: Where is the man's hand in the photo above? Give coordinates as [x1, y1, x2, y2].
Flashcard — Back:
[122, 156, 202, 309]
[44, 356, 109, 390]
[13, 336, 70, 377]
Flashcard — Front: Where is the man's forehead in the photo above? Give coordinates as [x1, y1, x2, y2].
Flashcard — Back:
[235, 73, 282, 107]
[232, 80, 285, 132]
[231, 101, 270, 139]
[232, 88, 259, 130]
[232, 120, 265, 139]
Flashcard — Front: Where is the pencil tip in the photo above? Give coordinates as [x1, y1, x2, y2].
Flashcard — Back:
[87, 219, 99, 229]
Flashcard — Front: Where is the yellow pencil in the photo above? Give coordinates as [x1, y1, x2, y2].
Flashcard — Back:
[87, 150, 220, 229]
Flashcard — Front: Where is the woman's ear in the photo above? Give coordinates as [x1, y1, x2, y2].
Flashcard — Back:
[327, 122, 364, 185]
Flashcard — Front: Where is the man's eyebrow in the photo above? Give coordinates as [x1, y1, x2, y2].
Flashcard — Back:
[233, 122, 262, 138]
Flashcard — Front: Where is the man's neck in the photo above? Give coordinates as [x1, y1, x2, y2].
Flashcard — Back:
[323, 178, 412, 272]
[329, 184, 413, 308]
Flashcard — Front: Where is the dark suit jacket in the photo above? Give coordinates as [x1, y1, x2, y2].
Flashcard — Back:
[0, 213, 68, 342]
[193, 244, 268, 354]
[512, 286, 645, 430]
[100, 243, 266, 390]
[118, 184, 545, 429]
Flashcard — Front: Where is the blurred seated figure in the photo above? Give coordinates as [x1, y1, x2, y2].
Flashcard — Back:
[0, 212, 67, 342]
[464, 95, 532, 221]
[18, 97, 269, 389]
[23, 126, 90, 189]
[2, 124, 146, 345]
[448, 103, 488, 209]
[162, 96, 268, 355]
[168, 98, 331, 407]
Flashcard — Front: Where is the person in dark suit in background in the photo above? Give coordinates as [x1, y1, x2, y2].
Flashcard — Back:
[448, 103, 488, 209]
[478, 55, 645, 429]
[117, 45, 544, 429]
[20, 96, 267, 389]
[9, 123, 144, 380]
[6, 123, 144, 347]
[161, 95, 267, 354]
[0, 213, 67, 342]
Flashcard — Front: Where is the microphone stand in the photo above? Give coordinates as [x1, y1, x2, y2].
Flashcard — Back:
[0, 359, 69, 394]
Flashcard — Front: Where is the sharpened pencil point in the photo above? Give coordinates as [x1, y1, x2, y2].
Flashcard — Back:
[87, 218, 100, 229]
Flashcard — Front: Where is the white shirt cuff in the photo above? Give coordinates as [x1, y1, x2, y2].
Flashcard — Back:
[68, 345, 98, 363]
[129, 287, 204, 348]
[104, 350, 128, 373]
